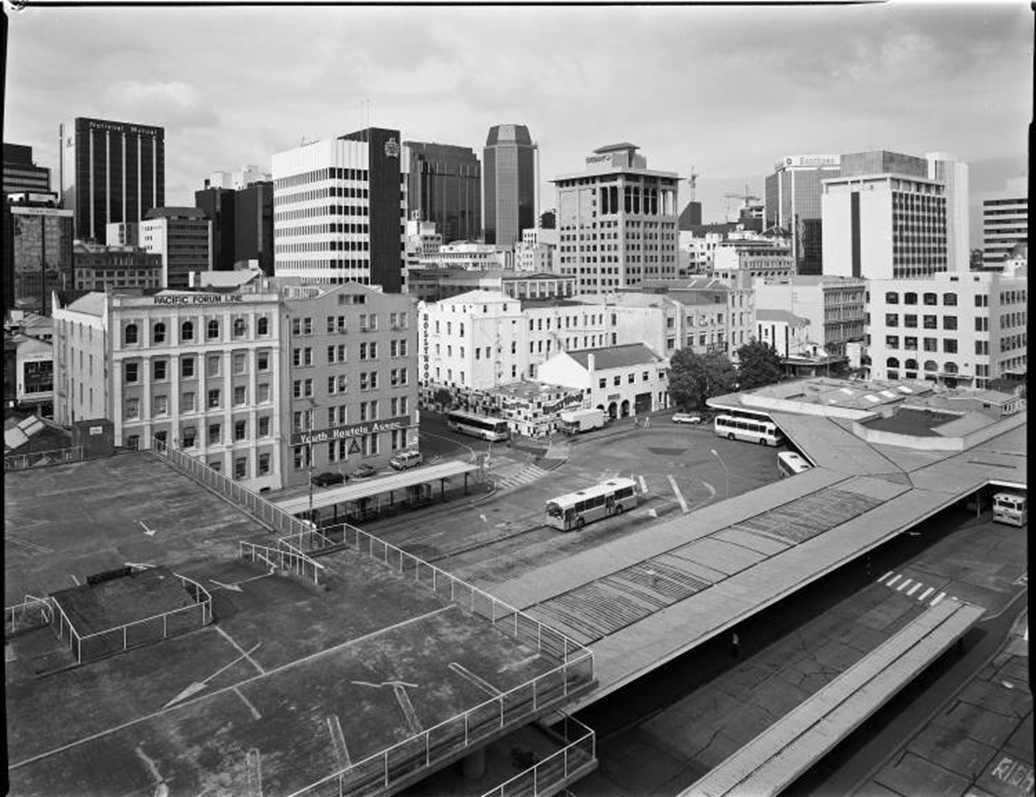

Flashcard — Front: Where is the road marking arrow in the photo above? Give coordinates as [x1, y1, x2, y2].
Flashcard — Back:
[164, 642, 262, 708]
[139, 521, 156, 537]
[209, 579, 244, 593]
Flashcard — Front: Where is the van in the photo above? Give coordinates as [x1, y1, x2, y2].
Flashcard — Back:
[992, 491, 1027, 527]
[390, 450, 424, 471]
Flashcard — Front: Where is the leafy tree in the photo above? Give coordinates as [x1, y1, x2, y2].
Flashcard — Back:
[668, 349, 736, 410]
[736, 339, 785, 390]
[433, 387, 453, 410]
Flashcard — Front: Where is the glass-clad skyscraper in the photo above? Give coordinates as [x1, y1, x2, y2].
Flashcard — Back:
[483, 124, 537, 247]
[405, 142, 481, 244]
[764, 155, 840, 276]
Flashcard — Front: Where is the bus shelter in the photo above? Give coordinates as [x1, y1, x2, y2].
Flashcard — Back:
[274, 460, 481, 525]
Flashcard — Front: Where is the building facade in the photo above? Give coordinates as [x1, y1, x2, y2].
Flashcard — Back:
[863, 270, 1027, 389]
[764, 155, 841, 276]
[3, 192, 75, 316]
[979, 177, 1027, 267]
[196, 181, 275, 275]
[140, 207, 213, 289]
[752, 275, 866, 359]
[73, 241, 163, 292]
[281, 283, 419, 488]
[822, 150, 947, 280]
[4, 143, 51, 196]
[59, 117, 165, 242]
[204, 165, 271, 191]
[483, 124, 537, 247]
[405, 142, 481, 244]
[555, 143, 680, 293]
[52, 290, 285, 491]
[405, 268, 575, 304]
[537, 344, 668, 419]
[713, 237, 795, 281]
[925, 152, 969, 272]
[272, 128, 408, 291]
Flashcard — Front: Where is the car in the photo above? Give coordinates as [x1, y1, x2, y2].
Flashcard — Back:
[354, 463, 376, 478]
[310, 471, 346, 487]
[390, 450, 424, 470]
[672, 412, 703, 425]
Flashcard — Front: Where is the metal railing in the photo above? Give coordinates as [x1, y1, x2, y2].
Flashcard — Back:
[4, 446, 84, 471]
[50, 573, 212, 665]
[480, 715, 596, 797]
[241, 541, 323, 586]
[5, 594, 53, 636]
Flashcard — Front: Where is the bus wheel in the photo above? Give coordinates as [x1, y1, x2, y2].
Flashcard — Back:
[759, 438, 767, 445]
[727, 433, 735, 441]
[615, 505, 624, 515]
[576, 517, 585, 529]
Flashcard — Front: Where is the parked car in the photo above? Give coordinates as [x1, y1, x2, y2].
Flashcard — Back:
[390, 450, 424, 470]
[354, 463, 376, 478]
[672, 412, 703, 425]
[311, 471, 346, 487]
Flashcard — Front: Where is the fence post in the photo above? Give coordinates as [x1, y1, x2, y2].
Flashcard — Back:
[123, 625, 128, 651]
[384, 753, 389, 788]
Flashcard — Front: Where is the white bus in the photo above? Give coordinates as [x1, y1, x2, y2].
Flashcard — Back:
[545, 478, 639, 532]
[992, 491, 1027, 527]
[777, 451, 812, 478]
[446, 410, 510, 441]
[714, 414, 784, 446]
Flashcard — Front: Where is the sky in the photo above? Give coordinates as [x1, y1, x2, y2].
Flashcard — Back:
[4, 1, 1032, 245]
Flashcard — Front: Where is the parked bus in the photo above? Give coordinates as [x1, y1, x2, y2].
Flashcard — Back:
[777, 451, 812, 478]
[714, 414, 784, 446]
[545, 478, 639, 531]
[992, 491, 1027, 527]
[446, 410, 510, 441]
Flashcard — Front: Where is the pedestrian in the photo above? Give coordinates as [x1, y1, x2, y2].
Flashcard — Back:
[731, 632, 740, 659]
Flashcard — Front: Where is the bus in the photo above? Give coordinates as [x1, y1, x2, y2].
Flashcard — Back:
[714, 414, 784, 446]
[992, 491, 1027, 527]
[545, 478, 639, 532]
[777, 451, 812, 478]
[446, 410, 510, 441]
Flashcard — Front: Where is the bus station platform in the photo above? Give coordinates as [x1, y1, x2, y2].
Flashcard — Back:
[681, 598, 986, 797]
[275, 460, 480, 522]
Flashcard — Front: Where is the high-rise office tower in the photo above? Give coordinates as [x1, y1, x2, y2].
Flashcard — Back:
[554, 142, 680, 293]
[822, 150, 947, 280]
[979, 176, 1027, 267]
[196, 181, 274, 275]
[926, 152, 969, 272]
[764, 155, 841, 276]
[4, 143, 51, 196]
[59, 117, 165, 242]
[139, 207, 212, 289]
[272, 127, 407, 291]
[404, 142, 481, 244]
[483, 124, 537, 247]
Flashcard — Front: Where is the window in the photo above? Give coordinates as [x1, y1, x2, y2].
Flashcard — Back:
[975, 317, 989, 332]
[924, 338, 938, 352]
[258, 416, 271, 437]
[258, 453, 271, 475]
[125, 398, 140, 419]
[258, 383, 270, 403]
[181, 357, 195, 378]
[234, 457, 247, 480]
[257, 316, 269, 336]
[208, 388, 223, 409]
[182, 426, 197, 448]
[943, 339, 958, 354]
[943, 316, 957, 331]
[904, 293, 918, 305]
[294, 445, 312, 470]
[233, 352, 247, 374]
[207, 354, 221, 377]
[942, 293, 957, 306]
[886, 335, 899, 348]
[599, 378, 606, 389]
[153, 359, 168, 380]
[642, 371, 649, 381]
[124, 323, 139, 344]
[923, 315, 938, 329]
[904, 315, 917, 328]
[628, 373, 635, 384]
[904, 336, 918, 350]
[885, 313, 899, 327]
[125, 362, 140, 383]
[293, 379, 313, 398]
[208, 423, 222, 445]
[234, 385, 247, 405]
[207, 319, 220, 339]
[234, 420, 247, 441]
[923, 293, 937, 306]
[181, 320, 194, 341]
[233, 318, 247, 337]
[257, 351, 270, 371]
[885, 292, 899, 305]
[209, 459, 222, 472]
[153, 322, 166, 343]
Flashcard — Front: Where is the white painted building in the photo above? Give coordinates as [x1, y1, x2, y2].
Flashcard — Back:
[925, 152, 969, 273]
[864, 270, 1027, 389]
[978, 176, 1027, 267]
[752, 275, 866, 358]
[537, 343, 668, 419]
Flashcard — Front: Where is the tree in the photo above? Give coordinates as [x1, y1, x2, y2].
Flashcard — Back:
[668, 348, 736, 410]
[433, 388, 453, 410]
[736, 339, 785, 390]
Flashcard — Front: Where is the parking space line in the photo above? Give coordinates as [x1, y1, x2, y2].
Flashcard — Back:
[233, 687, 262, 720]
[215, 626, 266, 675]
[667, 475, 689, 514]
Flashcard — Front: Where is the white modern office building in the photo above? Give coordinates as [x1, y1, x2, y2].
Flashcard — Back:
[978, 177, 1028, 267]
[925, 152, 970, 273]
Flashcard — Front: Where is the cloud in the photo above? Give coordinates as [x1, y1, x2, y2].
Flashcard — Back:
[102, 80, 220, 129]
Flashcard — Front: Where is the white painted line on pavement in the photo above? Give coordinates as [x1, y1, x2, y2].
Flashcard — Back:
[667, 475, 689, 514]
[906, 583, 921, 596]
[918, 587, 934, 601]
[638, 475, 648, 495]
[897, 579, 913, 591]
[931, 592, 946, 606]
[878, 571, 894, 583]
[886, 574, 902, 587]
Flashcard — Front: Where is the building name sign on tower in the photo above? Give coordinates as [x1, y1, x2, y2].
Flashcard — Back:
[84, 120, 161, 137]
[779, 155, 840, 169]
[153, 294, 246, 306]
[585, 154, 614, 166]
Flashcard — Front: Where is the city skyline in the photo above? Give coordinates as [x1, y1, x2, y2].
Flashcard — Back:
[5, 2, 1030, 246]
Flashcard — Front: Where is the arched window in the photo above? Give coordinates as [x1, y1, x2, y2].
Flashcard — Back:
[153, 322, 166, 344]
[944, 362, 959, 374]
[181, 320, 194, 341]
[886, 357, 900, 369]
[257, 316, 269, 336]
[885, 291, 899, 304]
[942, 292, 958, 306]
[924, 360, 938, 372]
[904, 293, 918, 305]
[233, 318, 246, 338]
[923, 292, 937, 306]
[904, 359, 918, 371]
[124, 323, 138, 345]
[207, 319, 220, 339]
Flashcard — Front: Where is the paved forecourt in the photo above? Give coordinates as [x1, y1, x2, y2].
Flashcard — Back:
[5, 453, 594, 796]
[491, 418, 1026, 709]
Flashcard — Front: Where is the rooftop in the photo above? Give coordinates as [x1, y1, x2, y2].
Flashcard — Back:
[566, 343, 663, 371]
[756, 309, 809, 325]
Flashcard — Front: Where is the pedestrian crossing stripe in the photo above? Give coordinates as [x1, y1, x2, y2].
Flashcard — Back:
[878, 573, 956, 607]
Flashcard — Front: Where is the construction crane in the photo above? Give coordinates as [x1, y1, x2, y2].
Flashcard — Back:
[724, 184, 760, 208]
[687, 166, 699, 202]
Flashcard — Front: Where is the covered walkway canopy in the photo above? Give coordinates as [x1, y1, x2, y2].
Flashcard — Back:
[681, 598, 985, 797]
[274, 460, 480, 517]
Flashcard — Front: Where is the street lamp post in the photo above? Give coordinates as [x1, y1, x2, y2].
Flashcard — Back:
[710, 448, 730, 499]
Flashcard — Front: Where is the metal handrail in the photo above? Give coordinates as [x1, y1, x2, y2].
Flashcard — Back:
[479, 715, 596, 797]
